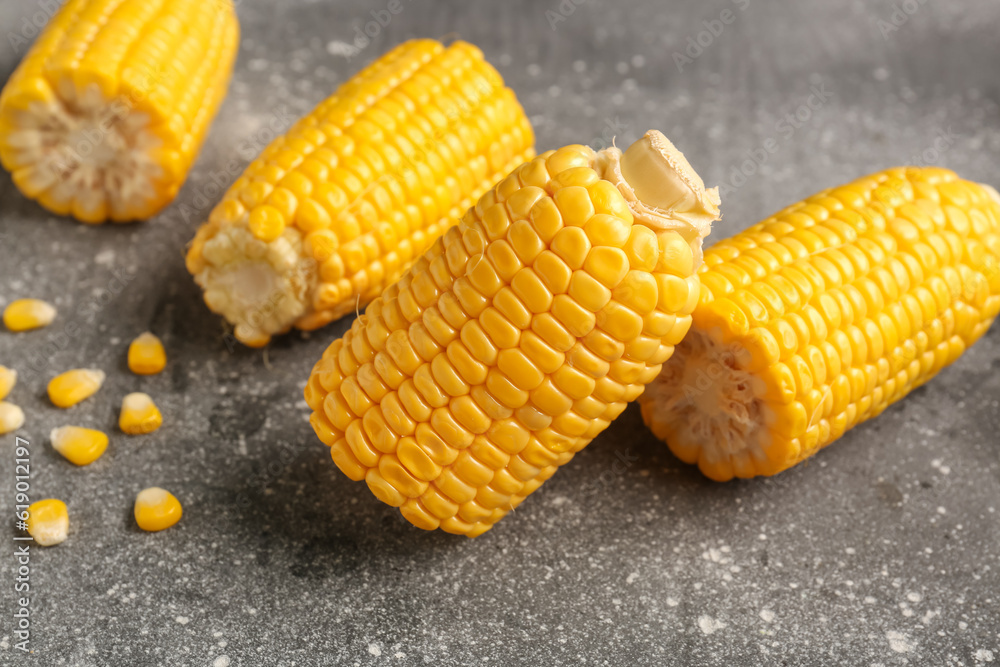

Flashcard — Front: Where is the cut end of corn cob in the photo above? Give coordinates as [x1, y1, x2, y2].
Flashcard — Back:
[119, 392, 163, 434]
[0, 366, 16, 400]
[0, 0, 239, 222]
[3, 298, 57, 331]
[640, 168, 1000, 481]
[27, 499, 69, 546]
[306, 129, 720, 536]
[134, 487, 182, 531]
[51, 425, 109, 466]
[187, 39, 535, 347]
[128, 332, 166, 375]
[48, 368, 105, 408]
[0, 401, 26, 434]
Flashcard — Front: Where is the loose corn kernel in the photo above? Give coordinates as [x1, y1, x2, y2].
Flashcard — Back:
[128, 332, 166, 375]
[186, 38, 536, 347]
[134, 487, 183, 532]
[0, 365, 16, 400]
[0, 402, 25, 434]
[640, 168, 1000, 481]
[26, 499, 68, 547]
[48, 369, 105, 408]
[306, 130, 720, 536]
[3, 299, 56, 331]
[119, 393, 163, 435]
[50, 426, 108, 466]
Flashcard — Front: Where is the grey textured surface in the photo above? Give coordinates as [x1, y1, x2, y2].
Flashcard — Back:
[1, 0, 999, 665]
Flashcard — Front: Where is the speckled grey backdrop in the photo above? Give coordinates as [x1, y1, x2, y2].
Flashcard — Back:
[1, 0, 999, 665]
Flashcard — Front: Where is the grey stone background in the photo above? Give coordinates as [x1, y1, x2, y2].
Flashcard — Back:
[1, 0, 998, 665]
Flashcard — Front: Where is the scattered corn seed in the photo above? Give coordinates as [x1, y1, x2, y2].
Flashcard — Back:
[26, 499, 69, 546]
[0, 402, 25, 434]
[3, 298, 57, 332]
[0, 365, 16, 399]
[48, 369, 105, 408]
[50, 426, 108, 466]
[119, 393, 163, 435]
[127, 332, 166, 375]
[134, 487, 182, 532]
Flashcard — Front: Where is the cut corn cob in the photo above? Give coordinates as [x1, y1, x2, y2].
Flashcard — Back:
[187, 39, 535, 347]
[48, 368, 105, 407]
[26, 499, 69, 546]
[306, 130, 720, 536]
[51, 425, 109, 465]
[3, 298, 56, 331]
[0, 0, 239, 223]
[119, 392, 162, 434]
[0, 402, 26, 434]
[0, 366, 16, 400]
[639, 168, 1000, 481]
[134, 487, 182, 531]
[128, 332, 166, 375]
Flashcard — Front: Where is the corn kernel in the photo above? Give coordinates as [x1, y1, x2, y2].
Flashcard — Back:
[26, 499, 68, 547]
[0, 366, 16, 400]
[119, 393, 163, 435]
[48, 369, 105, 408]
[3, 299, 56, 332]
[134, 487, 183, 532]
[50, 426, 108, 466]
[0, 402, 25, 434]
[127, 332, 166, 375]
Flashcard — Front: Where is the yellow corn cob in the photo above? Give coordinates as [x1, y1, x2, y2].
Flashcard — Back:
[3, 298, 56, 331]
[27, 499, 69, 546]
[639, 168, 1000, 481]
[119, 392, 162, 434]
[0, 402, 26, 434]
[0, 366, 16, 400]
[51, 425, 109, 465]
[186, 39, 535, 347]
[134, 487, 182, 531]
[305, 130, 720, 536]
[0, 0, 239, 223]
[48, 368, 105, 407]
[128, 332, 166, 375]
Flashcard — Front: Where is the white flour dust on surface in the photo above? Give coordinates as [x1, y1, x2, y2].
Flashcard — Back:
[886, 630, 914, 653]
[975, 649, 995, 663]
[698, 615, 726, 635]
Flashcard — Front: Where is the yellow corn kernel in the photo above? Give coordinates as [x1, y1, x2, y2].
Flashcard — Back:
[0, 0, 239, 222]
[134, 487, 182, 532]
[640, 168, 1000, 481]
[186, 39, 536, 347]
[50, 426, 109, 466]
[119, 392, 163, 435]
[47, 369, 105, 408]
[3, 299, 56, 331]
[26, 499, 69, 547]
[128, 332, 166, 375]
[0, 401, 25, 434]
[0, 365, 16, 400]
[306, 130, 721, 536]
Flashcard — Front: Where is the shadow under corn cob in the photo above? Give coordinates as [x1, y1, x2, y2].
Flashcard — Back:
[186, 39, 535, 346]
[639, 168, 1000, 481]
[0, 0, 238, 222]
[305, 130, 721, 536]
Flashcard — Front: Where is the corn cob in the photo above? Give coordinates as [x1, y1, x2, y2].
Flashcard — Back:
[305, 130, 720, 536]
[639, 168, 1000, 481]
[186, 39, 535, 347]
[0, 0, 239, 223]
